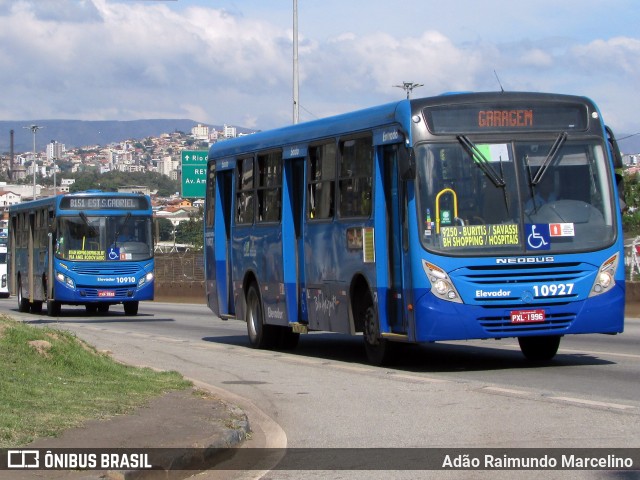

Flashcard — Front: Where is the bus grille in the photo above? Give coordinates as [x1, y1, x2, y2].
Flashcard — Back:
[460, 262, 586, 285]
[455, 261, 588, 303]
[71, 265, 141, 275]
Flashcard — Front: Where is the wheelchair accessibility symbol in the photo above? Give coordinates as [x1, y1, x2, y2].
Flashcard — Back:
[525, 224, 550, 250]
[108, 247, 120, 260]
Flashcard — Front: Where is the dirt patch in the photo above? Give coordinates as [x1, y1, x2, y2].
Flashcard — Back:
[28, 339, 53, 358]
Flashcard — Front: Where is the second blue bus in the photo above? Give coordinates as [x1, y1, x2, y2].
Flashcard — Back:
[9, 191, 155, 316]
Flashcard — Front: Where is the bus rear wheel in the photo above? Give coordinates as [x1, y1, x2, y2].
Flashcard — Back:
[246, 284, 278, 349]
[17, 279, 30, 313]
[518, 335, 561, 361]
[278, 326, 300, 350]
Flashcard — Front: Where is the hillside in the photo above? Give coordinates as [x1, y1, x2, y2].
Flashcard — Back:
[0, 119, 256, 153]
[1, 119, 637, 155]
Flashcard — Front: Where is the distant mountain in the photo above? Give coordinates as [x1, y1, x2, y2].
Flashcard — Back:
[0, 119, 257, 153]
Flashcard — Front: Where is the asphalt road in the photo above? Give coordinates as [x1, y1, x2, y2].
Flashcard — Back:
[2, 298, 639, 480]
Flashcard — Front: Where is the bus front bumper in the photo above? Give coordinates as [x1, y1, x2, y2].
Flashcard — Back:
[54, 276, 155, 303]
[411, 284, 625, 343]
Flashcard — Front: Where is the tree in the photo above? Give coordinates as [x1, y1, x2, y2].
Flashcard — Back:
[68, 170, 179, 196]
[155, 218, 174, 242]
[175, 208, 203, 249]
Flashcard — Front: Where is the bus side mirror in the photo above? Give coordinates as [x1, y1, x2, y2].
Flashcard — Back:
[605, 126, 627, 213]
[605, 125, 623, 169]
[399, 146, 416, 180]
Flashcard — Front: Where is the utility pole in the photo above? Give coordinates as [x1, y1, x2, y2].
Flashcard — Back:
[24, 124, 43, 200]
[394, 82, 424, 99]
[293, 0, 299, 124]
[53, 153, 57, 198]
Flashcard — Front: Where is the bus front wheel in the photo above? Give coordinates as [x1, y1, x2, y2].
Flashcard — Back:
[124, 301, 139, 316]
[47, 300, 61, 317]
[518, 335, 561, 361]
[362, 294, 394, 366]
[246, 284, 278, 349]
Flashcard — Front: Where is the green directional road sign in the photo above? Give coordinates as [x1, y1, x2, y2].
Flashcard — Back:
[181, 150, 208, 198]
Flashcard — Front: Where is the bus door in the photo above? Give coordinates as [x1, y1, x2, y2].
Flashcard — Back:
[205, 162, 218, 314]
[382, 144, 411, 333]
[215, 169, 234, 317]
[283, 147, 308, 324]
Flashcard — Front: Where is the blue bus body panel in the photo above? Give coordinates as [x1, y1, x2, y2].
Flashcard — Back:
[208, 101, 409, 161]
[231, 224, 287, 324]
[301, 220, 376, 333]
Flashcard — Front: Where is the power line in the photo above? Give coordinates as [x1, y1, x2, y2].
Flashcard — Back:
[618, 132, 640, 141]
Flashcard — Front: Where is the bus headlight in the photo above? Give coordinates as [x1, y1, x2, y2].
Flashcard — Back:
[422, 260, 462, 303]
[589, 253, 618, 297]
[138, 272, 154, 287]
[56, 271, 75, 288]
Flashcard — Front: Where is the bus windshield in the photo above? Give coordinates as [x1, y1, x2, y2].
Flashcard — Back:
[416, 138, 615, 255]
[56, 215, 153, 261]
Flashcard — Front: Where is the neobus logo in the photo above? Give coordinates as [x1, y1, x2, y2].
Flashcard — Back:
[496, 256, 555, 264]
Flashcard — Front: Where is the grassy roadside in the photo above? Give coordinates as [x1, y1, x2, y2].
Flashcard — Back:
[0, 315, 192, 447]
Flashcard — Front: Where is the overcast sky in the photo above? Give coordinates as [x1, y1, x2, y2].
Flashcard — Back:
[0, 0, 638, 135]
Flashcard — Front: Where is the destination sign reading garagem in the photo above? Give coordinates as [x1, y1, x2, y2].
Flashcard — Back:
[59, 197, 149, 210]
[424, 103, 589, 133]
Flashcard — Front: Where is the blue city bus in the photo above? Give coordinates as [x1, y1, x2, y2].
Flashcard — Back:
[204, 92, 626, 364]
[9, 191, 155, 316]
[0, 218, 9, 298]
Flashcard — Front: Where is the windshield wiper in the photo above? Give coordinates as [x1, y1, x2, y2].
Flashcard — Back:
[530, 132, 567, 185]
[113, 212, 132, 246]
[78, 212, 98, 237]
[457, 135, 511, 215]
[457, 135, 506, 188]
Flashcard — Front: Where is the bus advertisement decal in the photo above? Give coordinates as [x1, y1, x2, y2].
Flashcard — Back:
[346, 228, 363, 250]
[362, 228, 375, 263]
[68, 250, 104, 261]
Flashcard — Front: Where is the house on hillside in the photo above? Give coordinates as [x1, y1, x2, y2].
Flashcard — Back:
[0, 190, 21, 209]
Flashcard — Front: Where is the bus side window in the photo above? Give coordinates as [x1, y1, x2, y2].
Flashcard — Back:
[308, 143, 336, 220]
[338, 136, 373, 218]
[236, 157, 255, 225]
[257, 151, 282, 223]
